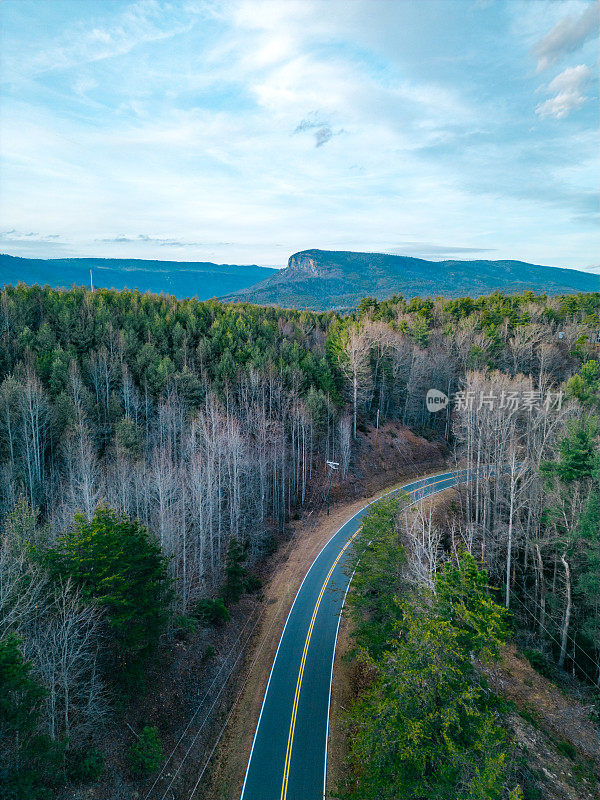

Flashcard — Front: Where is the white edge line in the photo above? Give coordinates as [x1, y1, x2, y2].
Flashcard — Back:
[239, 469, 457, 800]
[322, 567, 355, 799]
[322, 472, 466, 799]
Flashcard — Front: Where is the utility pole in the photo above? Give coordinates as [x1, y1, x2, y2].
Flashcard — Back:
[90, 269, 94, 292]
[325, 460, 339, 515]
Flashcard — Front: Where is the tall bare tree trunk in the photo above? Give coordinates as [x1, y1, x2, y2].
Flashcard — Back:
[558, 553, 571, 669]
[505, 454, 517, 608]
[535, 544, 546, 637]
[353, 371, 358, 439]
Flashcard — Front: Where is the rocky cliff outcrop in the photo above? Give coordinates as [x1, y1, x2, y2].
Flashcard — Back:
[219, 249, 597, 311]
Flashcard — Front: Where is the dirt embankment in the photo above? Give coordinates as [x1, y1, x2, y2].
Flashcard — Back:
[333, 420, 446, 502]
[484, 647, 600, 800]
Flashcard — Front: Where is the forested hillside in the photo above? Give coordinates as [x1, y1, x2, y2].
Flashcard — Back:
[0, 283, 597, 798]
[222, 249, 599, 310]
[0, 253, 276, 300]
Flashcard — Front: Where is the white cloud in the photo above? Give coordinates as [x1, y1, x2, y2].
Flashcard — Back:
[73, 76, 99, 96]
[1, 229, 62, 242]
[535, 63, 591, 118]
[535, 90, 585, 119]
[26, 0, 200, 75]
[533, 3, 598, 72]
[546, 63, 591, 93]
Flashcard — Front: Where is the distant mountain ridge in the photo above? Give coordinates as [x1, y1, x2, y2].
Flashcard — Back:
[221, 249, 598, 310]
[2, 250, 597, 311]
[0, 254, 276, 299]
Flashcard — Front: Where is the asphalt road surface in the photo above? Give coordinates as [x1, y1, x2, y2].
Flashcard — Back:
[240, 468, 471, 800]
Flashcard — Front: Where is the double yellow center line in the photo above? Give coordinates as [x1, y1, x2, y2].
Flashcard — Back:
[279, 473, 455, 799]
[280, 529, 359, 799]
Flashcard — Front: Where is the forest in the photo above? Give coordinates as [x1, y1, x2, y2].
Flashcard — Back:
[0, 282, 598, 798]
[337, 292, 599, 798]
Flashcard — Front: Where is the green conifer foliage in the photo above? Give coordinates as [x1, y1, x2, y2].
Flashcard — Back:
[0, 634, 64, 799]
[45, 508, 171, 675]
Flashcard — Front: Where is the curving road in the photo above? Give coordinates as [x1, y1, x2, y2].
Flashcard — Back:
[240, 469, 472, 800]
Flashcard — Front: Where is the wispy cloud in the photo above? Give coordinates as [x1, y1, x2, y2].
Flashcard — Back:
[387, 243, 496, 258]
[1, 230, 62, 241]
[97, 234, 234, 247]
[73, 76, 99, 96]
[23, 0, 201, 75]
[533, 3, 598, 72]
[546, 63, 592, 94]
[315, 126, 333, 147]
[294, 115, 340, 147]
[536, 64, 591, 119]
[0, 230, 68, 257]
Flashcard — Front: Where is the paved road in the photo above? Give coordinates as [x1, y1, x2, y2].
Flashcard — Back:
[239, 469, 470, 800]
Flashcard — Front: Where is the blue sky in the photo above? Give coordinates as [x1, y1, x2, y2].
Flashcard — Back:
[0, 0, 598, 270]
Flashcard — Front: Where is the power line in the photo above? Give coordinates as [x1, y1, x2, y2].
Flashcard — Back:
[142, 607, 260, 800]
[510, 585, 599, 674]
[145, 455, 339, 797]
[158, 608, 265, 800]
[514, 582, 599, 670]
[180, 482, 338, 797]
[186, 579, 299, 799]
[148, 461, 335, 798]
